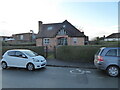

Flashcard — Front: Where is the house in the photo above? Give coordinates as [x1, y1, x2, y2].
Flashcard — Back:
[104, 33, 120, 41]
[0, 36, 14, 41]
[36, 20, 88, 50]
[12, 32, 37, 44]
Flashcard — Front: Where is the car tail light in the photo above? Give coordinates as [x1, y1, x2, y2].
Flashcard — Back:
[97, 56, 104, 62]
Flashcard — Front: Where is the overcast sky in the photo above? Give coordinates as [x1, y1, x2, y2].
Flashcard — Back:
[0, 0, 119, 40]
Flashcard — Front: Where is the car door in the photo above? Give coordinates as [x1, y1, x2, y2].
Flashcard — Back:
[104, 49, 118, 66]
[118, 49, 120, 67]
[15, 51, 29, 68]
[7, 51, 17, 66]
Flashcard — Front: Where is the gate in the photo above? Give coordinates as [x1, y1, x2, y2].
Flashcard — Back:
[44, 46, 57, 59]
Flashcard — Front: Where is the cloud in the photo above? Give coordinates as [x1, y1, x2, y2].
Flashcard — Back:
[83, 25, 118, 40]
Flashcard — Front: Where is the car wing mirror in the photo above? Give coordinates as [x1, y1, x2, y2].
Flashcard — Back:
[22, 55, 27, 58]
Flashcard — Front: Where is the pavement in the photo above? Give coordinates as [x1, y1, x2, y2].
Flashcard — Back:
[46, 59, 96, 69]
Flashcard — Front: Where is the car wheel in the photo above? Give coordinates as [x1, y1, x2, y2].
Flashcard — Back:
[27, 63, 34, 71]
[107, 66, 119, 77]
[1, 62, 7, 69]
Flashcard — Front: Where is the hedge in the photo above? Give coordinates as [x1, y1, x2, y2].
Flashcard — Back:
[2, 46, 44, 56]
[2, 41, 36, 46]
[56, 45, 118, 62]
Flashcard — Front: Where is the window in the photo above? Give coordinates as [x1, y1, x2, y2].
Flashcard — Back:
[57, 29, 67, 35]
[63, 25, 66, 28]
[20, 35, 24, 40]
[15, 51, 24, 57]
[57, 38, 67, 45]
[47, 27, 53, 30]
[22, 50, 38, 57]
[106, 49, 117, 56]
[118, 49, 120, 56]
[73, 38, 77, 44]
[8, 51, 16, 56]
[44, 38, 50, 44]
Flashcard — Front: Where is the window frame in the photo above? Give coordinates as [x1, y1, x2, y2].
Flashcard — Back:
[15, 51, 27, 58]
[44, 38, 50, 44]
[63, 25, 66, 28]
[105, 49, 117, 57]
[117, 49, 120, 57]
[8, 51, 16, 57]
[73, 38, 77, 44]
[8, 51, 27, 58]
[47, 27, 53, 30]
[20, 35, 24, 40]
[57, 29, 67, 35]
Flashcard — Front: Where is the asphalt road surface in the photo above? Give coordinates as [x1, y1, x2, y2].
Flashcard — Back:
[1, 66, 119, 88]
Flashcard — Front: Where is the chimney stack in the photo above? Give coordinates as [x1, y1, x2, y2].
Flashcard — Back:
[38, 21, 43, 33]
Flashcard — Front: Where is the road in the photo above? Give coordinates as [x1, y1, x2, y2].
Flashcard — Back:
[1, 66, 119, 88]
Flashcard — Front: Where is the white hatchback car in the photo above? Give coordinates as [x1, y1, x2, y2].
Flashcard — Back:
[1, 49, 47, 71]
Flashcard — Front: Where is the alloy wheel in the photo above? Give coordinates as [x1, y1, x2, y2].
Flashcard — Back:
[107, 66, 119, 77]
[1, 62, 7, 69]
[27, 64, 34, 71]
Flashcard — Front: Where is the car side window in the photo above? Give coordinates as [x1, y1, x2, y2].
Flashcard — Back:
[15, 51, 27, 58]
[8, 51, 16, 56]
[106, 49, 117, 56]
[15, 51, 23, 57]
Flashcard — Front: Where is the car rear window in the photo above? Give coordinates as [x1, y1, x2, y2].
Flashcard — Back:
[96, 48, 104, 55]
[8, 51, 16, 56]
[106, 49, 117, 56]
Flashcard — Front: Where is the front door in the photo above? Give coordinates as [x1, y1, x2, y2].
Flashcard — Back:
[57, 37, 67, 45]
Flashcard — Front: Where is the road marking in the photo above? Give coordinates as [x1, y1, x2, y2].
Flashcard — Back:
[70, 69, 91, 74]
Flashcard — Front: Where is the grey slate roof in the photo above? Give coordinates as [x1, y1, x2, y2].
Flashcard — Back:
[106, 33, 120, 38]
[37, 20, 86, 38]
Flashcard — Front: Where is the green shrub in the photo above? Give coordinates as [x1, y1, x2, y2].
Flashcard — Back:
[2, 46, 44, 56]
[56, 45, 103, 62]
[56, 44, 119, 62]
[2, 41, 36, 46]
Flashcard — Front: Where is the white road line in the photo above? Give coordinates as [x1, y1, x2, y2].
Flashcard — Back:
[70, 69, 91, 74]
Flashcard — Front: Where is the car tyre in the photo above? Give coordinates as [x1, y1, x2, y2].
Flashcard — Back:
[27, 63, 34, 71]
[107, 66, 119, 77]
[1, 62, 7, 69]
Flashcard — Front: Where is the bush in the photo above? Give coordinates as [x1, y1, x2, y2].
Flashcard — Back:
[56, 45, 103, 62]
[2, 46, 44, 56]
[2, 41, 36, 46]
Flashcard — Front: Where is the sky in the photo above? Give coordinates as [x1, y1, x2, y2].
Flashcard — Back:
[0, 0, 119, 40]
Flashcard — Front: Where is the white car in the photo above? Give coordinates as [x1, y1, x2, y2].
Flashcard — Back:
[1, 49, 47, 71]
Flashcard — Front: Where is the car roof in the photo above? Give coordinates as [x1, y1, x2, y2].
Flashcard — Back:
[7, 49, 31, 52]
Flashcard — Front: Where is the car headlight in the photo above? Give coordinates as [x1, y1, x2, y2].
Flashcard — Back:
[41, 59, 45, 62]
[33, 58, 39, 62]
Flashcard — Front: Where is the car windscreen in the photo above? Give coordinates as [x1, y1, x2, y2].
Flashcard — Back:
[23, 50, 38, 57]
